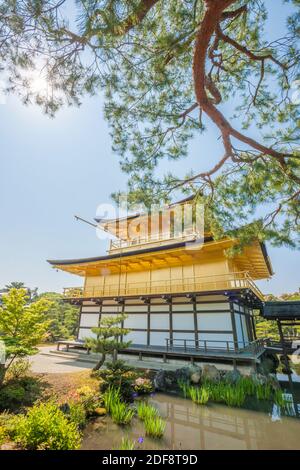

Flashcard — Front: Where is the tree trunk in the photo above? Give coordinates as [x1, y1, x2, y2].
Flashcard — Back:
[93, 353, 106, 371]
[0, 364, 6, 388]
[112, 349, 118, 363]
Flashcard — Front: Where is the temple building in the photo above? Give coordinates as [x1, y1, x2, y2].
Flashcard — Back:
[48, 197, 272, 366]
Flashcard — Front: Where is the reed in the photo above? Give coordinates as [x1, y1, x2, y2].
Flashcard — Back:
[188, 386, 210, 405]
[116, 437, 135, 450]
[103, 387, 121, 414]
[110, 400, 135, 425]
[137, 401, 159, 421]
[177, 380, 190, 399]
[222, 385, 246, 407]
[255, 383, 272, 401]
[238, 376, 256, 396]
[144, 416, 166, 439]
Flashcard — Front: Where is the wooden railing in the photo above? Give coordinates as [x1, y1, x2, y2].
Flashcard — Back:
[63, 271, 264, 300]
[109, 232, 198, 253]
[165, 338, 265, 355]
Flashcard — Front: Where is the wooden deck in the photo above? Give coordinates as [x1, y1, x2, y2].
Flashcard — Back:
[121, 340, 265, 364]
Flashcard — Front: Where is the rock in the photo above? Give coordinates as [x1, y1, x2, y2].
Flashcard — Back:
[223, 369, 241, 384]
[258, 353, 279, 374]
[250, 372, 268, 385]
[174, 367, 191, 383]
[202, 364, 221, 382]
[190, 372, 201, 384]
[94, 407, 107, 416]
[154, 369, 179, 392]
[92, 420, 107, 431]
[267, 373, 280, 390]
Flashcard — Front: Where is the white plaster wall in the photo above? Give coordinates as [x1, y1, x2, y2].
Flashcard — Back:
[150, 305, 170, 312]
[196, 302, 230, 311]
[172, 332, 195, 342]
[172, 304, 194, 312]
[127, 330, 147, 345]
[80, 313, 99, 328]
[150, 314, 169, 330]
[150, 331, 170, 346]
[124, 305, 148, 312]
[241, 314, 249, 343]
[101, 306, 123, 313]
[124, 314, 147, 329]
[81, 306, 101, 313]
[78, 328, 96, 340]
[198, 332, 234, 348]
[173, 314, 194, 330]
[197, 312, 232, 331]
[235, 313, 244, 345]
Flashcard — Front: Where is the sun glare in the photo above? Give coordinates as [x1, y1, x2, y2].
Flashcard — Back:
[29, 73, 49, 94]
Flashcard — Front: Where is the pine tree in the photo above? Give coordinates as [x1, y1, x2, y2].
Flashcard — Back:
[85, 314, 131, 371]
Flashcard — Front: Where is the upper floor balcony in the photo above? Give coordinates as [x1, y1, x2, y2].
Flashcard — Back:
[108, 231, 200, 254]
[63, 271, 264, 301]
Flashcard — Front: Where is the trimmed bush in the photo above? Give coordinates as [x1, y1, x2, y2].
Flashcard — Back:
[10, 402, 82, 450]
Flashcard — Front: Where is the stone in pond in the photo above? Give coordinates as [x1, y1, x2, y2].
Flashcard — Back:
[190, 371, 201, 384]
[94, 407, 107, 416]
[223, 369, 241, 384]
[202, 364, 221, 382]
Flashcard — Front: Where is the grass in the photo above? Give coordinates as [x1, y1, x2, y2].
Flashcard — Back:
[110, 400, 135, 425]
[144, 416, 166, 439]
[255, 383, 273, 401]
[116, 437, 135, 450]
[222, 385, 246, 407]
[137, 401, 159, 421]
[103, 387, 135, 425]
[188, 386, 210, 405]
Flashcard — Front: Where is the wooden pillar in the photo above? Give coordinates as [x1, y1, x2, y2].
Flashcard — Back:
[192, 295, 198, 348]
[169, 296, 173, 347]
[147, 299, 151, 346]
[277, 320, 292, 374]
[229, 299, 238, 351]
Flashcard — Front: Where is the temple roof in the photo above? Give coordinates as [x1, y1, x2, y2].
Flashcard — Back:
[47, 238, 273, 279]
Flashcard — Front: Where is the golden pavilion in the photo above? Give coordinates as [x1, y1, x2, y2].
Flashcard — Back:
[48, 197, 272, 365]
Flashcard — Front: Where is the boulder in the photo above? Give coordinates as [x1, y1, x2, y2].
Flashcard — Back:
[174, 367, 191, 383]
[223, 369, 242, 384]
[94, 407, 107, 416]
[190, 371, 201, 384]
[202, 364, 221, 382]
[154, 369, 178, 392]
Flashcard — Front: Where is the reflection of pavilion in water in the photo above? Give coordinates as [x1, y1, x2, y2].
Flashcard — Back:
[153, 394, 300, 450]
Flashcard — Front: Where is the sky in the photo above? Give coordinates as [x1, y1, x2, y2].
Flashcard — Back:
[0, 1, 299, 296]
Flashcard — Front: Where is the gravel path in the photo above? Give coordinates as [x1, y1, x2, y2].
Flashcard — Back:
[29, 346, 93, 374]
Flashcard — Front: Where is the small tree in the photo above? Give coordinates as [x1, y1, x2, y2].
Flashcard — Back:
[85, 314, 131, 371]
[0, 289, 51, 386]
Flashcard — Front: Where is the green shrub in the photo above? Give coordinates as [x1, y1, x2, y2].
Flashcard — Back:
[0, 425, 8, 446]
[189, 386, 210, 405]
[144, 416, 166, 439]
[98, 362, 138, 401]
[137, 401, 159, 421]
[11, 402, 82, 450]
[68, 402, 86, 428]
[76, 386, 102, 415]
[6, 359, 31, 381]
[0, 384, 26, 410]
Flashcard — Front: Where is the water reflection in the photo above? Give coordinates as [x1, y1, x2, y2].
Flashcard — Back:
[82, 393, 300, 450]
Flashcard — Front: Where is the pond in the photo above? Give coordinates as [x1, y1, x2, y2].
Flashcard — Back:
[82, 391, 300, 450]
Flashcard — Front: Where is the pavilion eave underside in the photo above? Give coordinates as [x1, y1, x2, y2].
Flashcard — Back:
[50, 239, 271, 280]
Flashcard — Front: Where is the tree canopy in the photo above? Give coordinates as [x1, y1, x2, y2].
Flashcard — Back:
[0, 288, 51, 385]
[1, 0, 299, 247]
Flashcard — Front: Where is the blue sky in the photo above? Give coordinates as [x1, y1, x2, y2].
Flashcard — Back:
[0, 1, 298, 296]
